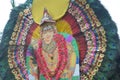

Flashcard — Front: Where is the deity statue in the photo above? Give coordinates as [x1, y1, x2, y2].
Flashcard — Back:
[26, 9, 80, 80]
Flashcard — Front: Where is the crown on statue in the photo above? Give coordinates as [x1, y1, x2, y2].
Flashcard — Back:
[40, 8, 55, 26]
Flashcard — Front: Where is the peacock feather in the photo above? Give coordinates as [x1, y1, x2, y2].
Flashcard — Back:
[0, 0, 119, 80]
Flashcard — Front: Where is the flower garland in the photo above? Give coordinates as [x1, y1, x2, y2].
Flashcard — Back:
[35, 34, 68, 80]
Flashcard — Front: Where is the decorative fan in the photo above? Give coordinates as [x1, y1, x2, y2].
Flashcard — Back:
[0, 0, 120, 80]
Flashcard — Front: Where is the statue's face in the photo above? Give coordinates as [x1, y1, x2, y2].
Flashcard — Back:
[41, 23, 55, 44]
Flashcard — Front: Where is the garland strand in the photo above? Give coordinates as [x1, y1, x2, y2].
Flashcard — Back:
[35, 34, 68, 80]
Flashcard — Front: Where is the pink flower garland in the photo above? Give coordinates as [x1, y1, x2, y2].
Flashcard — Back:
[35, 34, 68, 80]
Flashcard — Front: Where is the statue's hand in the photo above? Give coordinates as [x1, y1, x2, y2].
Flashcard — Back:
[49, 71, 55, 77]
